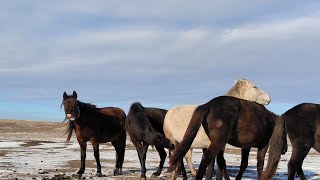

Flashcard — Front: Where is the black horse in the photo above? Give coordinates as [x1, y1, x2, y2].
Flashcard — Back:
[168, 96, 287, 180]
[262, 103, 320, 180]
[62, 91, 126, 177]
[125, 102, 176, 179]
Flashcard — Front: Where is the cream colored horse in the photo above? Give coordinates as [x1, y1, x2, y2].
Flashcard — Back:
[163, 79, 271, 179]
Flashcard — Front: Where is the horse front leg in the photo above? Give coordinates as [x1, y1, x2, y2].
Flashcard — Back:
[77, 139, 87, 176]
[91, 140, 102, 176]
[257, 145, 268, 179]
[235, 148, 250, 180]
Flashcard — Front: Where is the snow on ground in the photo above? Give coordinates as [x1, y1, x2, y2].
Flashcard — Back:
[0, 138, 319, 180]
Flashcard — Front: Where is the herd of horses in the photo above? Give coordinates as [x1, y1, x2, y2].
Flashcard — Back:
[62, 79, 320, 180]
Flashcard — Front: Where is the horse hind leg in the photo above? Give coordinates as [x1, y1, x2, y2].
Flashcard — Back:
[185, 149, 197, 176]
[256, 145, 268, 179]
[171, 158, 187, 180]
[288, 145, 310, 180]
[132, 141, 149, 179]
[111, 130, 126, 176]
[235, 148, 250, 180]
[150, 145, 167, 178]
[202, 148, 215, 180]
[196, 141, 228, 180]
[215, 145, 226, 180]
[216, 150, 230, 180]
[168, 147, 186, 180]
[297, 165, 307, 180]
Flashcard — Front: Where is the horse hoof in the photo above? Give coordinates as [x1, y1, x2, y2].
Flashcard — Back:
[113, 168, 122, 176]
[96, 173, 102, 177]
[150, 173, 158, 178]
[72, 173, 82, 178]
[140, 174, 146, 179]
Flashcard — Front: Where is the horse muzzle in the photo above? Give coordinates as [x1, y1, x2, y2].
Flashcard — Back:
[66, 114, 76, 121]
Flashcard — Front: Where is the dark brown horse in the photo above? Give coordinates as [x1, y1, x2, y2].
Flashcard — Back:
[168, 96, 287, 180]
[62, 91, 126, 177]
[261, 103, 320, 180]
[125, 102, 177, 179]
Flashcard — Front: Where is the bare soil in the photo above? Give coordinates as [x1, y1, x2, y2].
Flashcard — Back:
[0, 119, 319, 180]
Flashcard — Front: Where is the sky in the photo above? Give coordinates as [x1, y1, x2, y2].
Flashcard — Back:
[1, 1, 320, 121]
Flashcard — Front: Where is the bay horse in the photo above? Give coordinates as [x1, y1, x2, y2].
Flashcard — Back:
[261, 103, 320, 180]
[62, 91, 126, 177]
[126, 102, 176, 179]
[168, 96, 287, 180]
[163, 79, 272, 179]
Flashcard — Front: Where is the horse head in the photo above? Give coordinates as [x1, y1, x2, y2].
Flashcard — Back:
[62, 91, 80, 121]
[226, 79, 271, 105]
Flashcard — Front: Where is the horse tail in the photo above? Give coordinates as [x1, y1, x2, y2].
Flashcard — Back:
[126, 102, 174, 149]
[168, 103, 209, 172]
[261, 115, 287, 180]
[125, 102, 144, 131]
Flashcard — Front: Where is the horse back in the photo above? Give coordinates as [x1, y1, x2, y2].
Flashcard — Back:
[99, 107, 126, 127]
[144, 108, 167, 134]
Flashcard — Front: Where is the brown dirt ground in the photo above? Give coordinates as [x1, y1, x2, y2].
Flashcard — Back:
[1, 119, 319, 180]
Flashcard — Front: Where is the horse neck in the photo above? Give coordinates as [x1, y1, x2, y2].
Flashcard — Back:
[77, 101, 98, 121]
[225, 86, 242, 98]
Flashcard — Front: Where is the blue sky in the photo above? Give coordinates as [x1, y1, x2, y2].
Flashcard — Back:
[1, 1, 320, 121]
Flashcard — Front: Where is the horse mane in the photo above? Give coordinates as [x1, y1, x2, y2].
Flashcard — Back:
[225, 78, 253, 97]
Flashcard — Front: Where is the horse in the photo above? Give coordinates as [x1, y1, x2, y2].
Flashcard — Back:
[261, 103, 320, 180]
[125, 102, 176, 179]
[62, 91, 126, 177]
[168, 96, 287, 180]
[163, 79, 272, 179]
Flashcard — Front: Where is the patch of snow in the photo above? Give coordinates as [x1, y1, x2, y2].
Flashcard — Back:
[0, 139, 319, 179]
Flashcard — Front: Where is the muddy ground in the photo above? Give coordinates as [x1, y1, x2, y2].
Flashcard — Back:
[0, 119, 319, 180]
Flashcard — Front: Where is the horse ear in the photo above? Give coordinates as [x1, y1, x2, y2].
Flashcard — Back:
[63, 92, 68, 99]
[73, 91, 77, 99]
[235, 80, 239, 84]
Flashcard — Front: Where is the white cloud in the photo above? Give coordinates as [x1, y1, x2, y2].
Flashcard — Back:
[1, 1, 320, 120]
[220, 16, 320, 43]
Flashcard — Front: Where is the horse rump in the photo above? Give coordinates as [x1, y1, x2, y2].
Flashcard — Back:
[168, 103, 209, 172]
[126, 102, 174, 149]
